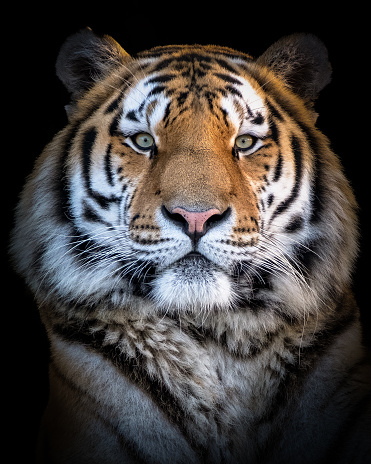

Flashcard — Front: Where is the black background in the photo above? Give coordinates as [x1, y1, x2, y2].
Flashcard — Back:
[5, 6, 369, 459]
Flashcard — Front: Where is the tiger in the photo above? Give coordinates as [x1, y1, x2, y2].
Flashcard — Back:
[10, 28, 371, 463]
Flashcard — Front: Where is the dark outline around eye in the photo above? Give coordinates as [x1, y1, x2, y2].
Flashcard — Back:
[131, 133, 156, 152]
[234, 134, 258, 152]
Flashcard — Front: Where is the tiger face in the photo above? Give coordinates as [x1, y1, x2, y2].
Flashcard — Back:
[79, 54, 273, 311]
[113, 57, 306, 311]
[12, 30, 357, 320]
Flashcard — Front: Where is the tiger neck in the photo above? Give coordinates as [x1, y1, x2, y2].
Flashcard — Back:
[40, 298, 348, 441]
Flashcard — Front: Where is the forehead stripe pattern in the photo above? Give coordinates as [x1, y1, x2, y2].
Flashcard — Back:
[121, 61, 266, 135]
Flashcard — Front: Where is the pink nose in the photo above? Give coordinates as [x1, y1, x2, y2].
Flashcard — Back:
[171, 207, 222, 235]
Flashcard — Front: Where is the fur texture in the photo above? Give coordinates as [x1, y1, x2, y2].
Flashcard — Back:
[11, 30, 371, 463]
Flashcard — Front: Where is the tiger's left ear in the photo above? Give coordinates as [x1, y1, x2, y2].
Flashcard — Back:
[256, 33, 332, 101]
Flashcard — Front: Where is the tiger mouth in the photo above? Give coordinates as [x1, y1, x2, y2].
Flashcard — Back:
[173, 252, 216, 273]
[182, 251, 204, 259]
[151, 251, 226, 286]
[152, 250, 245, 279]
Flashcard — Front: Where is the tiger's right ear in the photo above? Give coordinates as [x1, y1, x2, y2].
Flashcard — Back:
[56, 28, 131, 98]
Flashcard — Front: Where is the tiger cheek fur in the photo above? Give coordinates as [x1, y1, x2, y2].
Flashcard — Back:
[10, 29, 370, 463]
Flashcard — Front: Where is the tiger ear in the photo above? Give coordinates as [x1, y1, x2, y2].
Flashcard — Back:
[56, 28, 131, 97]
[256, 34, 332, 100]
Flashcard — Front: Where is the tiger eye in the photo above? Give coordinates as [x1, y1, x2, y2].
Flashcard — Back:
[134, 133, 155, 149]
[235, 134, 255, 150]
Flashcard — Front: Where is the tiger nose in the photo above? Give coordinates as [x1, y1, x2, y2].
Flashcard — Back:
[161, 205, 230, 242]
[172, 207, 222, 235]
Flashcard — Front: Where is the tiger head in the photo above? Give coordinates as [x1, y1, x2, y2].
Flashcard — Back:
[11, 30, 358, 319]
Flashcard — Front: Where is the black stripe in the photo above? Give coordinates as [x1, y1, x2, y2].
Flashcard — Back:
[177, 91, 189, 107]
[105, 97, 120, 114]
[147, 85, 166, 98]
[163, 102, 172, 128]
[82, 127, 98, 192]
[104, 144, 114, 186]
[263, 81, 322, 159]
[269, 117, 280, 144]
[214, 58, 237, 74]
[310, 152, 325, 223]
[244, 103, 265, 126]
[138, 99, 146, 115]
[82, 201, 111, 225]
[82, 128, 121, 209]
[273, 152, 283, 182]
[57, 124, 81, 223]
[109, 114, 121, 136]
[266, 99, 284, 121]
[151, 57, 177, 73]
[104, 78, 132, 114]
[251, 112, 264, 125]
[215, 73, 242, 85]
[270, 118, 282, 183]
[178, 52, 212, 64]
[284, 215, 304, 233]
[220, 108, 230, 128]
[105, 94, 122, 114]
[271, 135, 303, 221]
[145, 74, 175, 85]
[224, 85, 243, 98]
[126, 110, 139, 122]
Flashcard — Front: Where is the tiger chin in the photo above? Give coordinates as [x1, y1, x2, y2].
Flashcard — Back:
[10, 29, 371, 463]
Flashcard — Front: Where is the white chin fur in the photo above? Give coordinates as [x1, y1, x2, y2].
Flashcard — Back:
[150, 257, 234, 313]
